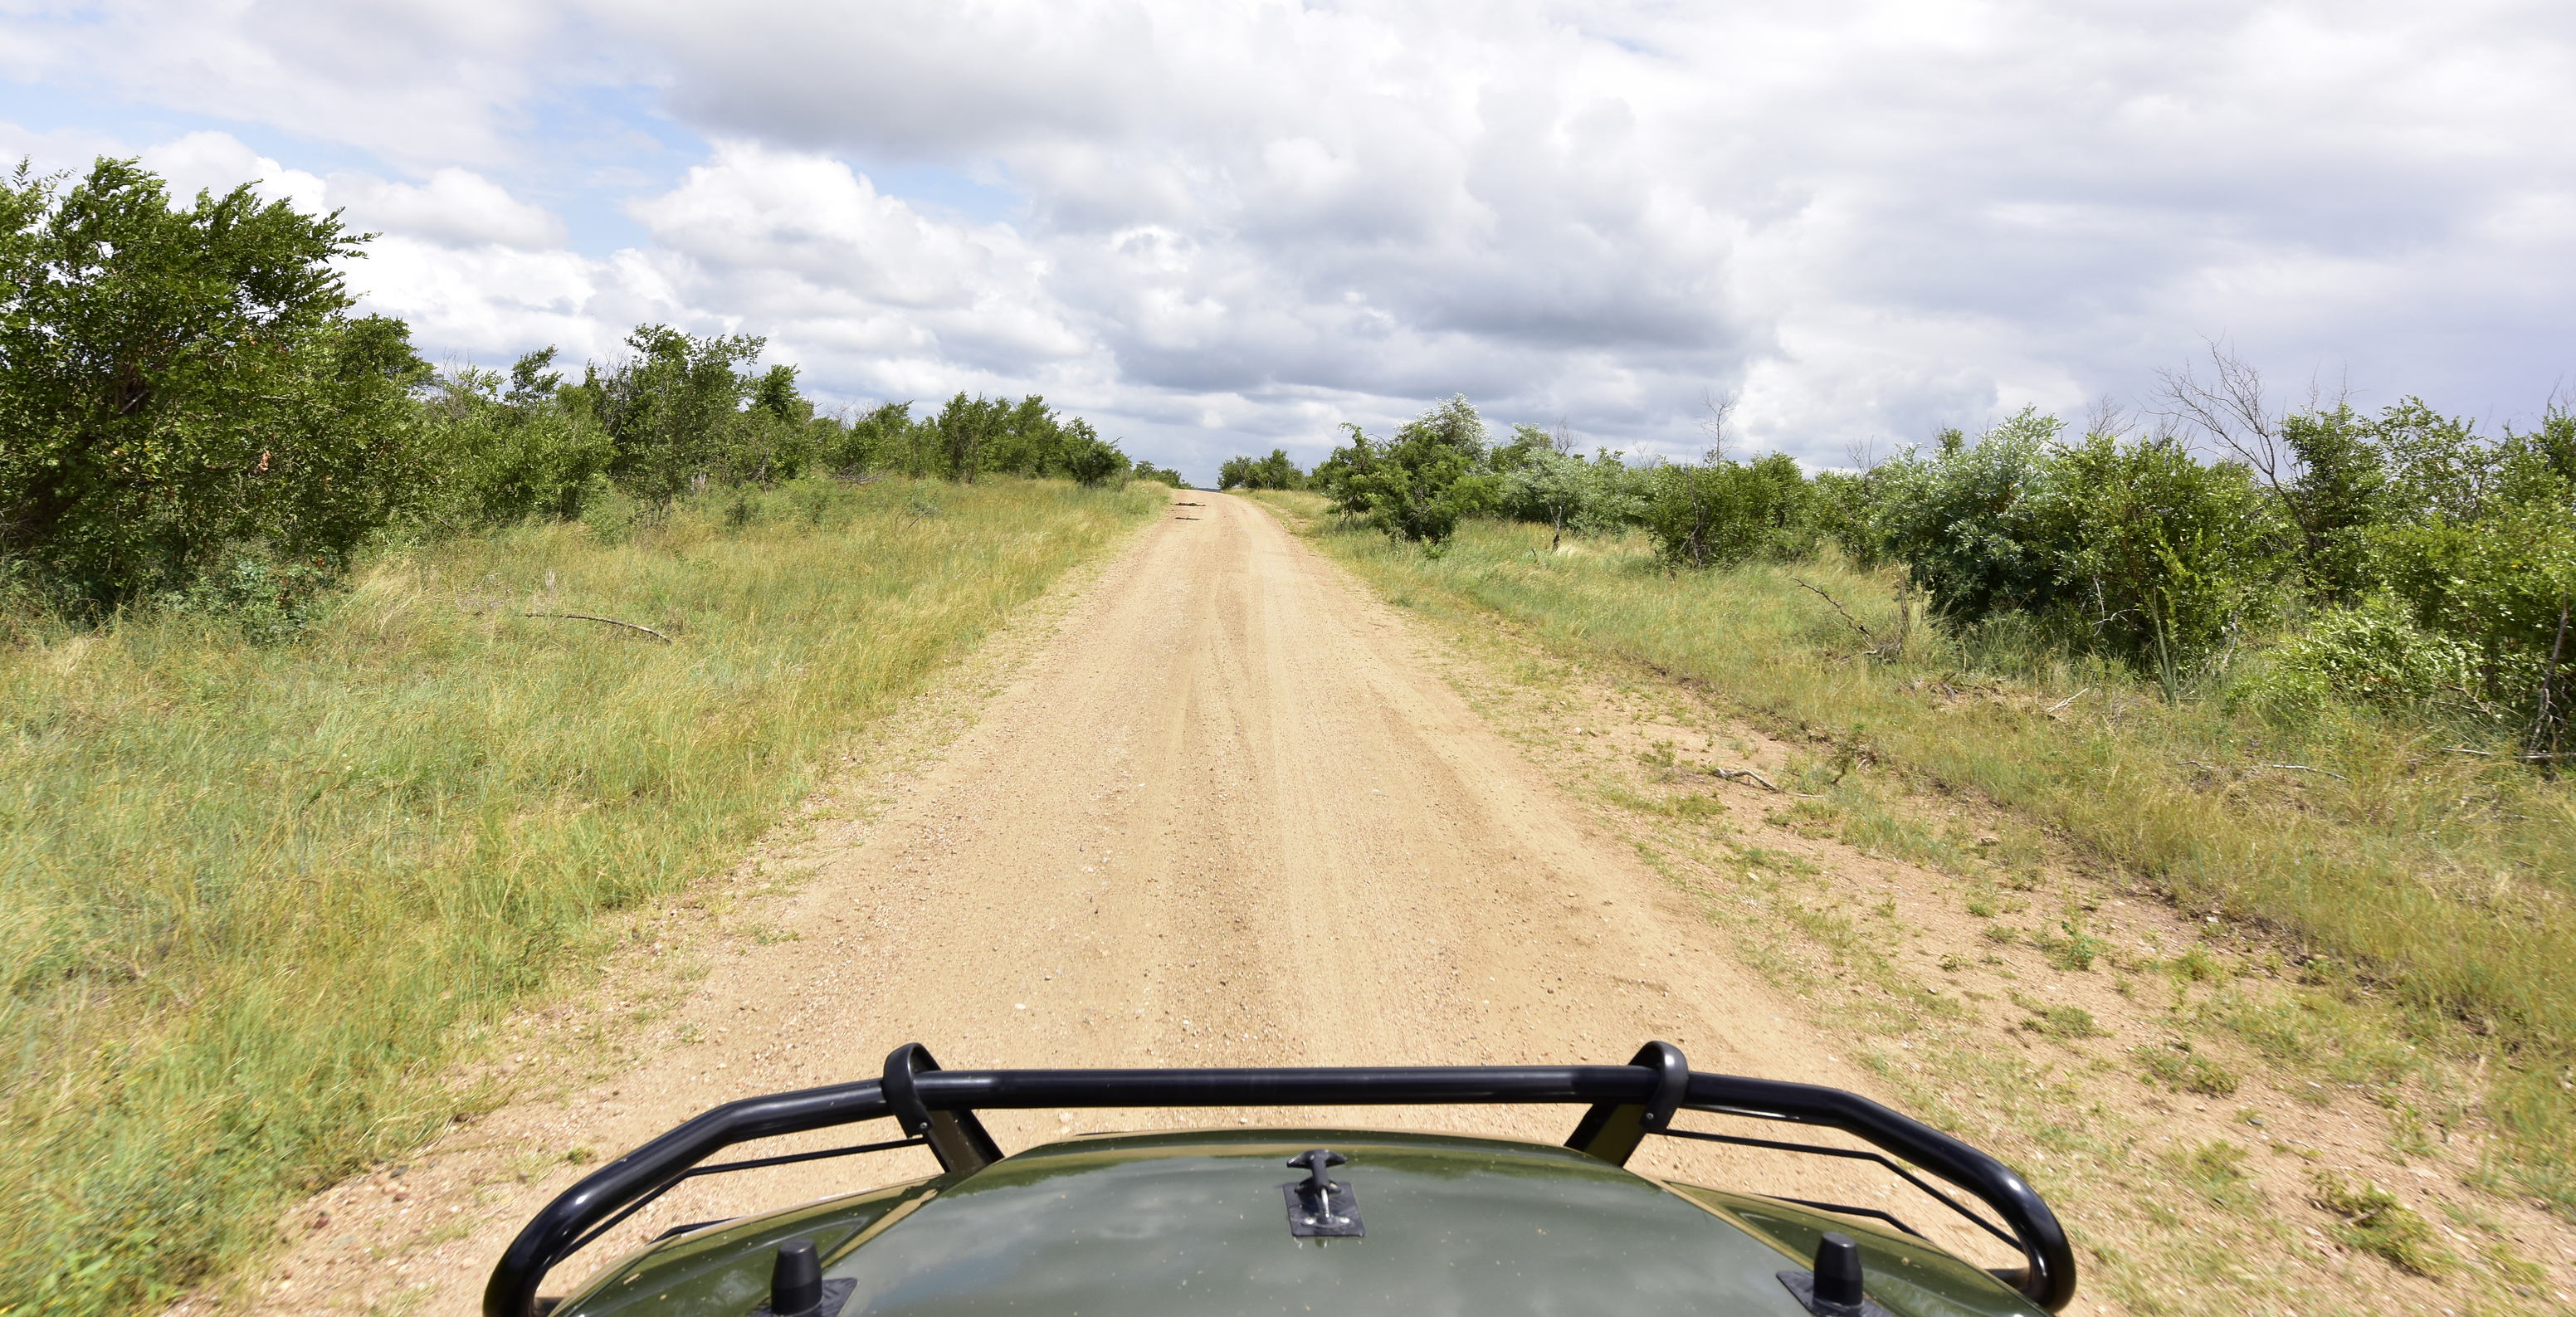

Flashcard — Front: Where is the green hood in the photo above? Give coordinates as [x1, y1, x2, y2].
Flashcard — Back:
[556, 1128, 2047, 1317]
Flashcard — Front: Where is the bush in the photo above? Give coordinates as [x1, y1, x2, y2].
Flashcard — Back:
[0, 159, 437, 609]
[1639, 453, 1815, 569]
[154, 546, 338, 643]
[2034, 431, 2286, 684]
[1495, 448, 1637, 544]
[1874, 411, 2287, 685]
[422, 352, 617, 528]
[1873, 411, 2066, 621]
[1320, 398, 1498, 546]
[2230, 594, 2484, 719]
[1219, 449, 1304, 490]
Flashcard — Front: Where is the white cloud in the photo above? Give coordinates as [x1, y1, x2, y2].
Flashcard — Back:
[139, 131, 328, 214]
[7, 1, 2574, 479]
[330, 169, 568, 250]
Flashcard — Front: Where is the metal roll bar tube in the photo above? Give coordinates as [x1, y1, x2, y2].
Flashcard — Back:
[485, 1041, 2075, 1317]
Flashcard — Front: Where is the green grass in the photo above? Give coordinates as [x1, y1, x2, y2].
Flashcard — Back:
[0, 475, 1162, 1314]
[2310, 1170, 2455, 1276]
[1249, 492, 2576, 1207]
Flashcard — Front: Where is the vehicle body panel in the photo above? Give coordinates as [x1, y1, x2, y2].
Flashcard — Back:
[552, 1128, 2050, 1317]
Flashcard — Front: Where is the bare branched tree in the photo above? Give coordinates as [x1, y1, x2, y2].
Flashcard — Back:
[2082, 394, 2133, 440]
[1551, 416, 1576, 456]
[1698, 388, 1741, 464]
[1843, 437, 1879, 473]
[2152, 339, 2287, 484]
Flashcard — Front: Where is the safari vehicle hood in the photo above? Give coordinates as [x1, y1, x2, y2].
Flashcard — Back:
[550, 1128, 2048, 1317]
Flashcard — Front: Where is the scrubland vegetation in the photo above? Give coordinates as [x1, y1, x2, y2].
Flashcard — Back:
[1233, 376, 2576, 1217]
[0, 159, 1168, 1311]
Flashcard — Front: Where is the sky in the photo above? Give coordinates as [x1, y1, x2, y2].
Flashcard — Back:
[4, 1, 2571, 484]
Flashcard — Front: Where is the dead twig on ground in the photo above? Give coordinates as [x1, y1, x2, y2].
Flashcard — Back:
[1791, 577, 1874, 644]
[525, 612, 675, 643]
[2263, 763, 2351, 781]
[2178, 758, 2350, 782]
[1711, 766, 1783, 793]
[2046, 688, 2091, 715]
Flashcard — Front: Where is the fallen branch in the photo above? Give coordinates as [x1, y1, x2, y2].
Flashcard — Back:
[2262, 763, 2351, 782]
[525, 612, 674, 643]
[2177, 758, 2350, 782]
[1790, 576, 1874, 642]
[2046, 687, 2092, 715]
[1711, 766, 1783, 793]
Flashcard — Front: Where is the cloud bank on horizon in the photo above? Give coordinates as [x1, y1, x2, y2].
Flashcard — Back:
[4, 0, 2571, 481]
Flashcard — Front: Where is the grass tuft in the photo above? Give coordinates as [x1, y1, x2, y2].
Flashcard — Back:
[2310, 1170, 2454, 1277]
[2135, 1043, 2242, 1096]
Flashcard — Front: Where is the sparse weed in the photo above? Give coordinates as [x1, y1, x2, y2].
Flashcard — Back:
[2136, 1041, 2242, 1096]
[2034, 922, 2106, 972]
[2310, 1170, 2452, 1277]
[2169, 948, 2227, 983]
[2160, 1140, 2261, 1212]
[2019, 1002, 2107, 1041]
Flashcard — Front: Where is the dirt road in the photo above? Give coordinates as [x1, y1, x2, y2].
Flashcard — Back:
[220, 490, 1949, 1315]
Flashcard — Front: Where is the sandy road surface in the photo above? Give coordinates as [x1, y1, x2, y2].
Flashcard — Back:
[222, 490, 1983, 1315]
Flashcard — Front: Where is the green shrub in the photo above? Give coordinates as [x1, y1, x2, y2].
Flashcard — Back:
[1495, 447, 1640, 544]
[1871, 410, 2066, 621]
[1874, 412, 2287, 685]
[422, 353, 617, 528]
[1219, 449, 1305, 490]
[152, 547, 339, 643]
[2136, 1042, 2241, 1095]
[0, 159, 437, 609]
[2310, 1171, 2452, 1276]
[2231, 593, 2483, 719]
[1317, 397, 1498, 546]
[1638, 453, 1815, 569]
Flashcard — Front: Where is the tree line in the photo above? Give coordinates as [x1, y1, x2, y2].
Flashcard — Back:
[1221, 375, 2576, 759]
[0, 158, 1170, 617]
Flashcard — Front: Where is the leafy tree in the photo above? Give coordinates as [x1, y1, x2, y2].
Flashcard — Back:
[2276, 405, 2388, 601]
[583, 325, 764, 505]
[1129, 461, 1187, 488]
[2370, 403, 2576, 715]
[828, 402, 920, 476]
[1217, 448, 1303, 490]
[1489, 422, 1558, 475]
[1312, 424, 1382, 519]
[1339, 398, 1497, 546]
[0, 158, 437, 606]
[1497, 448, 1595, 547]
[1061, 420, 1133, 486]
[2033, 432, 2285, 689]
[1637, 452, 1815, 569]
[422, 349, 614, 527]
[749, 363, 805, 423]
[1873, 408, 2069, 620]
